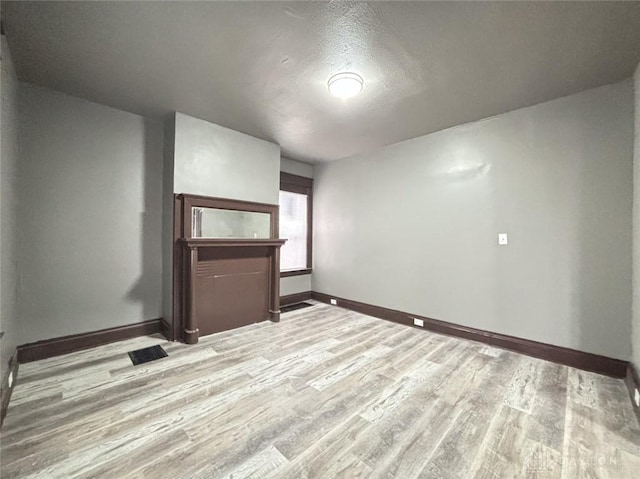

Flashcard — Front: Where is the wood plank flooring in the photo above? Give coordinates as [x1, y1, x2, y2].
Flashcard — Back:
[1, 302, 639, 478]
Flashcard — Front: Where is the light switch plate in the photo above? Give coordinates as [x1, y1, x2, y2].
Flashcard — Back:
[498, 233, 508, 245]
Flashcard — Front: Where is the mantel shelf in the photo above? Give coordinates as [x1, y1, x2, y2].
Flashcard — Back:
[179, 238, 287, 248]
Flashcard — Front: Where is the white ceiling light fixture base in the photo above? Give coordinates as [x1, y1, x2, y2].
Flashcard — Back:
[328, 72, 364, 99]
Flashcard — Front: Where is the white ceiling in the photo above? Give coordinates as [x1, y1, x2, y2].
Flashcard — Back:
[3, 1, 640, 163]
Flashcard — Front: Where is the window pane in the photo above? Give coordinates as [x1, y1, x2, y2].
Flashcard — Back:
[279, 190, 308, 271]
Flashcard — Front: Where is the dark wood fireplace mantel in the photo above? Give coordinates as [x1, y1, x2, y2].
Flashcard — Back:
[173, 194, 285, 344]
[179, 238, 287, 248]
[179, 238, 286, 344]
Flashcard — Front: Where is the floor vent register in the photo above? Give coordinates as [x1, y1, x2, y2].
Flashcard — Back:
[128, 345, 168, 366]
[281, 302, 314, 313]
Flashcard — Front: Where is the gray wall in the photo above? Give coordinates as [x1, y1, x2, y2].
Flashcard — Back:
[18, 83, 164, 343]
[313, 80, 633, 360]
[174, 112, 279, 204]
[162, 115, 176, 327]
[281, 275, 312, 297]
[633, 63, 640, 369]
[281, 157, 314, 179]
[280, 157, 314, 297]
[1, 36, 20, 374]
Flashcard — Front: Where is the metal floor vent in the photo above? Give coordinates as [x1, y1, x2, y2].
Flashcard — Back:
[281, 302, 314, 313]
[128, 345, 168, 366]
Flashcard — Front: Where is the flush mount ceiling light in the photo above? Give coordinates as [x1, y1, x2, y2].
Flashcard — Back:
[327, 72, 364, 99]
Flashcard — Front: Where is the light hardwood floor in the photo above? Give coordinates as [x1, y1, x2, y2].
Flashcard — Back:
[1, 302, 639, 478]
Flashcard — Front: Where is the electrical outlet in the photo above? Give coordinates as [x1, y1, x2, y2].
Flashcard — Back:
[330, 298, 337, 305]
[8, 371, 13, 389]
[635, 388, 639, 407]
[413, 318, 424, 327]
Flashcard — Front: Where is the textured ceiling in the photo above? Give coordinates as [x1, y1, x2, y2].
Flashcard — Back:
[3, 1, 640, 163]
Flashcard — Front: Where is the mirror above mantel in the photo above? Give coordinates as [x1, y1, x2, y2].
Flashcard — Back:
[191, 207, 272, 239]
[179, 194, 279, 241]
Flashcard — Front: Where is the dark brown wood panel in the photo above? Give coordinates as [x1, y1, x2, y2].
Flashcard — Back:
[280, 172, 313, 190]
[196, 249, 270, 336]
[16, 319, 164, 364]
[178, 238, 285, 343]
[311, 291, 628, 378]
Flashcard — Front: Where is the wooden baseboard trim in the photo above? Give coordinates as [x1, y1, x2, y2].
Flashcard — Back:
[1, 351, 19, 427]
[280, 291, 312, 306]
[311, 292, 628, 378]
[625, 363, 640, 425]
[17, 318, 164, 364]
[160, 319, 172, 341]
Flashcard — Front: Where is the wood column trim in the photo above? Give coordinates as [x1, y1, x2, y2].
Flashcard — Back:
[270, 246, 281, 322]
[172, 194, 183, 342]
[184, 246, 199, 344]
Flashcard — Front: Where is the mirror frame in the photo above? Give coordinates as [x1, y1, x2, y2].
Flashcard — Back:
[177, 194, 279, 241]
[191, 207, 273, 239]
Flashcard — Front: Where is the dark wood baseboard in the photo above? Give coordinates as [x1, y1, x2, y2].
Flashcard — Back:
[625, 363, 640, 425]
[280, 291, 312, 306]
[311, 292, 628, 378]
[1, 351, 19, 427]
[160, 319, 172, 341]
[17, 318, 164, 364]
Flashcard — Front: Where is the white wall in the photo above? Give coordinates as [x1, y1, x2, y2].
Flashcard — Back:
[314, 80, 633, 360]
[633, 63, 640, 369]
[18, 83, 164, 343]
[174, 113, 280, 204]
[1, 36, 20, 373]
[280, 157, 314, 297]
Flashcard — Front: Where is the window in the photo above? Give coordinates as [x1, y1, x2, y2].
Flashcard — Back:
[279, 172, 312, 276]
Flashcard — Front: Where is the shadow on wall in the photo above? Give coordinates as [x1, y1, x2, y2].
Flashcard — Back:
[126, 118, 164, 322]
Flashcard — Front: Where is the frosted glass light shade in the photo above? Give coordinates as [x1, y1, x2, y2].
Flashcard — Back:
[328, 72, 363, 98]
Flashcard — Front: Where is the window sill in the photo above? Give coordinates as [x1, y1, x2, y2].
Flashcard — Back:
[281, 269, 312, 278]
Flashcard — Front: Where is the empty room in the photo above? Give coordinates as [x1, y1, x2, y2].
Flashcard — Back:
[2, 1, 640, 477]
